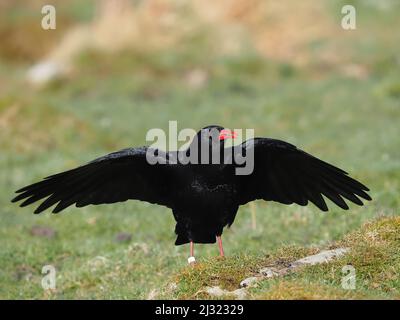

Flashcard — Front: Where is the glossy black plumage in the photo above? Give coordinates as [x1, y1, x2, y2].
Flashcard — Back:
[12, 126, 371, 245]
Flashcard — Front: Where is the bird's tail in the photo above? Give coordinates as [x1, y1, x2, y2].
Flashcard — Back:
[174, 222, 219, 245]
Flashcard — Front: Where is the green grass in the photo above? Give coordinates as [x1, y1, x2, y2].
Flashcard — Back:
[0, 1, 399, 299]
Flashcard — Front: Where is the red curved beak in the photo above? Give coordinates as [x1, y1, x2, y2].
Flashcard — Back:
[219, 129, 238, 141]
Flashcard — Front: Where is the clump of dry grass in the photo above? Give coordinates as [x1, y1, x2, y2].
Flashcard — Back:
[341, 216, 400, 246]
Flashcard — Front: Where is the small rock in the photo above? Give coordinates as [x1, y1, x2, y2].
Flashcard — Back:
[30, 225, 56, 239]
[240, 276, 260, 288]
[205, 286, 226, 297]
[290, 248, 349, 268]
[27, 60, 64, 85]
[115, 232, 132, 243]
[259, 267, 280, 278]
[147, 289, 159, 300]
[232, 288, 247, 300]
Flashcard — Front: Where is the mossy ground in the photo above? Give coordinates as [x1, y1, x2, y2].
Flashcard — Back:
[170, 217, 400, 299]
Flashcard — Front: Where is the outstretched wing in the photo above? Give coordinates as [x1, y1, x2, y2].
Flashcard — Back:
[235, 138, 371, 211]
[12, 147, 176, 213]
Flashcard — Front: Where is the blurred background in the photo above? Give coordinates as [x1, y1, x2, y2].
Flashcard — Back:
[0, 0, 399, 299]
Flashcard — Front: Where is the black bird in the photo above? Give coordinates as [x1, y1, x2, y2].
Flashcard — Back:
[12, 125, 371, 262]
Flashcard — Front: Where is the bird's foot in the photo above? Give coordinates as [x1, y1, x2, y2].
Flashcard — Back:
[188, 256, 196, 266]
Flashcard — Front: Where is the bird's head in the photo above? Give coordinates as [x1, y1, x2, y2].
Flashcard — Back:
[197, 125, 237, 147]
[187, 125, 235, 157]
[186, 125, 237, 165]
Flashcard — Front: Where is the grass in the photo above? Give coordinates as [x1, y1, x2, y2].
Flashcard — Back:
[0, 1, 399, 299]
[170, 217, 400, 299]
[254, 216, 400, 300]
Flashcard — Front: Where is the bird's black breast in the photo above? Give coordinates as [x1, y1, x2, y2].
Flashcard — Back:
[171, 163, 239, 227]
[187, 177, 237, 205]
[173, 164, 237, 206]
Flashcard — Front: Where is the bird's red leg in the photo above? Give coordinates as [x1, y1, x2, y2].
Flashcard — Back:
[216, 236, 225, 257]
[188, 241, 196, 265]
[190, 241, 194, 257]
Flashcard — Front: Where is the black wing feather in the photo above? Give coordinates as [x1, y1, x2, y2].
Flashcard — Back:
[236, 138, 371, 211]
[12, 147, 175, 213]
